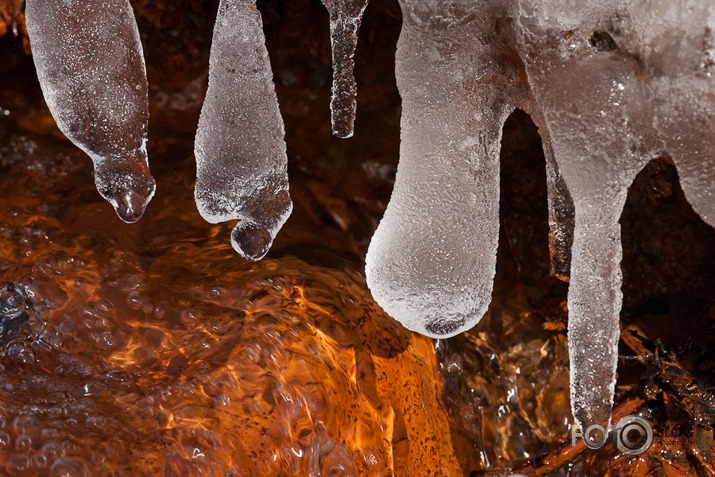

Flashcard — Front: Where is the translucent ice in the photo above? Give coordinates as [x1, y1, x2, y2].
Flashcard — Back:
[367, 0, 715, 434]
[320, 0, 369, 138]
[194, 0, 292, 261]
[638, 2, 715, 230]
[25, 0, 155, 223]
[513, 3, 652, 433]
[20, 0, 715, 441]
[515, 0, 715, 432]
[366, 0, 518, 338]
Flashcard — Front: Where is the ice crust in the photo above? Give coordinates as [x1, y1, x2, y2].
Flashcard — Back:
[365, 0, 715, 432]
[194, 0, 293, 261]
[25, 0, 155, 223]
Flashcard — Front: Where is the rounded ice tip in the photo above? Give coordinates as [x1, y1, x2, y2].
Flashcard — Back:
[107, 173, 156, 224]
[114, 187, 152, 223]
[95, 154, 156, 224]
[231, 221, 274, 261]
[332, 126, 354, 139]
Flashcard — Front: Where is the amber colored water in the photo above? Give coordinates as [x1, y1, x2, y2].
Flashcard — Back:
[0, 86, 463, 477]
[2, 1, 715, 476]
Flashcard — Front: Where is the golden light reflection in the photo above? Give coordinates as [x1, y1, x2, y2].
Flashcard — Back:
[0, 129, 459, 474]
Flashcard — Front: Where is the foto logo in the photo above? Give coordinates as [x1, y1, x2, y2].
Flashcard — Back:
[572, 415, 653, 456]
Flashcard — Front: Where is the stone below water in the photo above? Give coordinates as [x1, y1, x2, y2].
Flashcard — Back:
[0, 135, 458, 475]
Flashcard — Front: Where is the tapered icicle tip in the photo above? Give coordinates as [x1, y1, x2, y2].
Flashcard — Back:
[573, 402, 614, 444]
[231, 221, 274, 261]
[95, 158, 156, 224]
[113, 186, 155, 224]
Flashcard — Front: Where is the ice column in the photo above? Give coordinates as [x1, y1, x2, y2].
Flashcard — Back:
[320, 0, 370, 138]
[365, 0, 516, 338]
[25, 0, 155, 223]
[194, 0, 292, 261]
[515, 3, 649, 433]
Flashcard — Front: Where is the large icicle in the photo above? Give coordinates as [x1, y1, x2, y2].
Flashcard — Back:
[365, 0, 517, 339]
[194, 0, 292, 261]
[515, 2, 656, 433]
[25, 0, 155, 223]
[514, 0, 715, 432]
[320, 0, 369, 139]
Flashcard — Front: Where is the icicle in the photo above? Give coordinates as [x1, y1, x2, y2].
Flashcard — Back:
[25, 0, 155, 223]
[514, 0, 715, 433]
[320, 0, 369, 139]
[365, 0, 515, 339]
[514, 3, 651, 434]
[194, 0, 292, 261]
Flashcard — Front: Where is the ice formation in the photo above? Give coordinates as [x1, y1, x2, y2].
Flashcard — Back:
[21, 0, 715, 442]
[320, 0, 370, 138]
[365, 0, 715, 433]
[25, 0, 155, 223]
[194, 0, 293, 261]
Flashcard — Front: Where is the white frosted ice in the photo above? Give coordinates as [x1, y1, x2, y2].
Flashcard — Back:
[366, 0, 516, 339]
[366, 0, 715, 434]
[320, 0, 369, 139]
[25, 0, 155, 223]
[194, 0, 292, 261]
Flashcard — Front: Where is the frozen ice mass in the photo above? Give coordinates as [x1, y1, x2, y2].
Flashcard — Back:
[365, 0, 715, 433]
[25, 0, 156, 224]
[23, 0, 715, 440]
[194, 0, 292, 261]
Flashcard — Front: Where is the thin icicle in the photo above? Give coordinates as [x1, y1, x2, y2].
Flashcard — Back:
[320, 0, 369, 139]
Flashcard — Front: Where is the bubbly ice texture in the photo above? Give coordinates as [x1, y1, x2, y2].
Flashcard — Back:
[25, 0, 155, 224]
[320, 0, 369, 139]
[194, 0, 292, 261]
[366, 0, 715, 434]
[366, 0, 520, 339]
[515, 0, 715, 433]
[515, 1, 657, 433]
